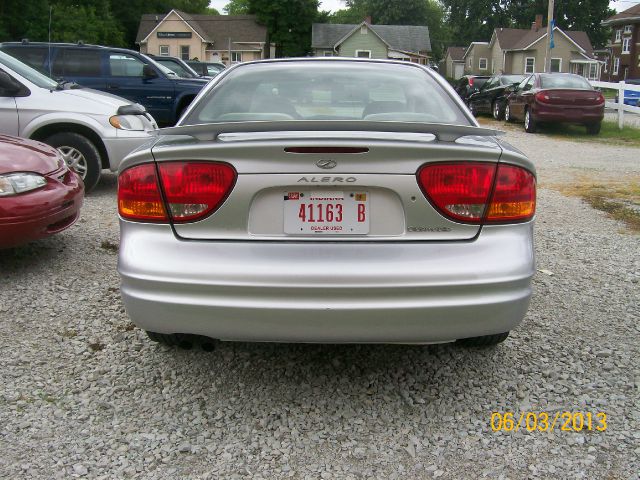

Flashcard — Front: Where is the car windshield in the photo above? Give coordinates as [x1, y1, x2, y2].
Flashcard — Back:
[156, 59, 196, 78]
[540, 74, 592, 89]
[501, 75, 525, 85]
[183, 61, 469, 125]
[0, 50, 58, 89]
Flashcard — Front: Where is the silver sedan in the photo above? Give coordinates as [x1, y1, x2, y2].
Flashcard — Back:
[117, 58, 536, 348]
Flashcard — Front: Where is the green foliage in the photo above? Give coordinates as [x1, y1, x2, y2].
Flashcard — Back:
[248, 0, 320, 57]
[224, 0, 251, 15]
[441, 0, 614, 48]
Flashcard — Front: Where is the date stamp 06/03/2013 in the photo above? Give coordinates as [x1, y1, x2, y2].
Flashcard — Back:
[490, 412, 608, 433]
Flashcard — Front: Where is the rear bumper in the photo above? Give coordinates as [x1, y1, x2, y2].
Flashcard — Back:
[533, 104, 604, 124]
[118, 222, 535, 343]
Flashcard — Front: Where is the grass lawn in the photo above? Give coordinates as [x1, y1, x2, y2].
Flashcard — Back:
[477, 116, 640, 147]
[560, 180, 640, 233]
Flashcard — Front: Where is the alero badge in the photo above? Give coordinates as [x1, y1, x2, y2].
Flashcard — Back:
[316, 159, 337, 169]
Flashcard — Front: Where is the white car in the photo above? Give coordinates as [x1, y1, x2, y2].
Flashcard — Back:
[0, 51, 157, 192]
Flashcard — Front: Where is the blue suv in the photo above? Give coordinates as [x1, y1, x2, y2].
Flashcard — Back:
[0, 42, 209, 126]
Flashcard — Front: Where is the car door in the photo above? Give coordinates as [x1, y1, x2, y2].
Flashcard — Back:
[509, 76, 532, 120]
[106, 52, 175, 125]
[477, 77, 497, 113]
[0, 86, 19, 136]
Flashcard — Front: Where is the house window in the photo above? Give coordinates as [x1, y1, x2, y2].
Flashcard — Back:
[622, 37, 631, 54]
[588, 63, 598, 80]
[323, 51, 333, 57]
[550, 58, 561, 72]
[613, 57, 620, 75]
[180, 45, 190, 60]
[525, 57, 535, 74]
[615, 30, 621, 42]
[231, 52, 242, 63]
[479, 58, 487, 70]
[355, 50, 371, 58]
[468, 57, 472, 68]
[360, 25, 368, 34]
[624, 25, 632, 33]
[159, 45, 169, 56]
[603, 57, 609, 73]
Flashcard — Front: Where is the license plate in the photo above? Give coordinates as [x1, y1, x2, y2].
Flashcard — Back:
[283, 191, 370, 234]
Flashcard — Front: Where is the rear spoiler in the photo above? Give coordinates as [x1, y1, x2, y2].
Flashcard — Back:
[158, 121, 504, 143]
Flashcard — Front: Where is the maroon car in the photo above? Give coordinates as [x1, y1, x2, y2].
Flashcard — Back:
[504, 73, 604, 134]
[0, 135, 83, 248]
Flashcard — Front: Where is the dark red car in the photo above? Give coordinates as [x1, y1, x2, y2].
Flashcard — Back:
[0, 135, 83, 248]
[504, 73, 604, 134]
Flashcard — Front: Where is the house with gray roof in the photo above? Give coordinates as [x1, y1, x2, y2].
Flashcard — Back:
[463, 15, 600, 80]
[136, 10, 273, 65]
[442, 46, 466, 79]
[311, 20, 431, 64]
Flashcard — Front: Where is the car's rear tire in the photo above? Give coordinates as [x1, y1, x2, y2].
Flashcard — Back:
[456, 331, 510, 347]
[44, 132, 101, 193]
[492, 101, 503, 120]
[524, 108, 537, 133]
[146, 331, 194, 349]
[504, 103, 513, 123]
[586, 122, 601, 135]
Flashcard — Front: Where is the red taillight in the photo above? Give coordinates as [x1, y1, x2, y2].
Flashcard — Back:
[469, 77, 474, 87]
[535, 92, 551, 103]
[417, 162, 536, 224]
[118, 163, 168, 222]
[596, 92, 605, 104]
[118, 162, 236, 223]
[157, 162, 236, 223]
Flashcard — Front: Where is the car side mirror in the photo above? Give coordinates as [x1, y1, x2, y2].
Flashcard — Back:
[0, 70, 22, 96]
[142, 64, 158, 79]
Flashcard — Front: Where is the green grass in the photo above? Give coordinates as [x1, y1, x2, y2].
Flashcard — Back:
[599, 88, 617, 100]
[560, 181, 640, 233]
[541, 120, 640, 146]
[477, 116, 640, 147]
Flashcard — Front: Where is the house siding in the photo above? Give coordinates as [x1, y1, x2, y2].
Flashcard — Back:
[338, 28, 388, 59]
[463, 44, 491, 74]
[490, 40, 504, 73]
[606, 22, 639, 80]
[141, 11, 207, 60]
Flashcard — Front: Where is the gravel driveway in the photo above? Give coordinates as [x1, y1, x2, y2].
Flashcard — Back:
[1, 129, 638, 479]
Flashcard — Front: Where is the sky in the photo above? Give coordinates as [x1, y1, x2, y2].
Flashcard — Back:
[208, 0, 636, 15]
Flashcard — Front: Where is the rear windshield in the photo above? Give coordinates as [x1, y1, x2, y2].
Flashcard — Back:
[182, 61, 469, 125]
[540, 74, 592, 89]
[501, 75, 524, 85]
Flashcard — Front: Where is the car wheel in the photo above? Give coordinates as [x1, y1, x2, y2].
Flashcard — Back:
[586, 121, 601, 135]
[468, 101, 477, 117]
[524, 108, 537, 133]
[44, 132, 101, 193]
[456, 331, 510, 347]
[492, 101, 503, 120]
[504, 103, 513, 123]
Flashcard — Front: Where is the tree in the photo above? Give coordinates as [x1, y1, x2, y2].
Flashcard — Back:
[224, 0, 251, 15]
[248, 0, 320, 57]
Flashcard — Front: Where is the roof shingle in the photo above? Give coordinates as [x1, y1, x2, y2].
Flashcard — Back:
[311, 23, 431, 54]
[136, 11, 267, 48]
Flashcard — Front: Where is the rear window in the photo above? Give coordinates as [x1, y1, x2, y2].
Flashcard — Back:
[540, 74, 592, 89]
[501, 75, 524, 85]
[183, 62, 469, 125]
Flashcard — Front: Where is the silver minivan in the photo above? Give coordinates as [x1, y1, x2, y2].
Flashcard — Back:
[0, 51, 156, 192]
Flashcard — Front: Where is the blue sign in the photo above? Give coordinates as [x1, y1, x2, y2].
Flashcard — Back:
[550, 19, 555, 49]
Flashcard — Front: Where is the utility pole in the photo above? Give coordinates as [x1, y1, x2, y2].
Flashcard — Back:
[544, 0, 555, 72]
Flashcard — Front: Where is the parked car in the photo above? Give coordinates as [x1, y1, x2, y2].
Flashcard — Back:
[0, 51, 157, 192]
[117, 58, 537, 349]
[186, 61, 226, 77]
[614, 79, 640, 106]
[504, 73, 605, 134]
[148, 55, 213, 80]
[467, 74, 526, 119]
[0, 135, 83, 248]
[454, 75, 490, 104]
[0, 42, 209, 126]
